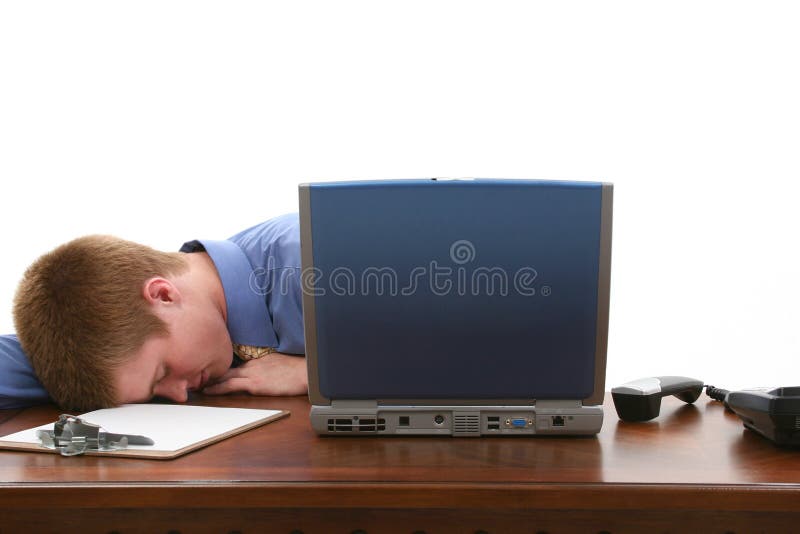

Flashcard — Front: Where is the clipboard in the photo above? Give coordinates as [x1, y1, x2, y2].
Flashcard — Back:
[0, 404, 289, 460]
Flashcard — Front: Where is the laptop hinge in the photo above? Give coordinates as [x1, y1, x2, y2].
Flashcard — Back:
[331, 400, 378, 410]
[534, 400, 582, 409]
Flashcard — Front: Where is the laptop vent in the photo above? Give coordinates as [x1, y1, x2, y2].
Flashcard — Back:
[795, 416, 800, 430]
[453, 413, 481, 436]
[327, 417, 386, 433]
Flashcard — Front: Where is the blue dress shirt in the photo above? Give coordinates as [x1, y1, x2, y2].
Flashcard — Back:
[0, 335, 51, 408]
[0, 213, 304, 409]
[180, 212, 304, 355]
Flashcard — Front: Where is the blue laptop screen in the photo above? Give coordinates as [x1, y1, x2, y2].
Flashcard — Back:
[306, 179, 603, 400]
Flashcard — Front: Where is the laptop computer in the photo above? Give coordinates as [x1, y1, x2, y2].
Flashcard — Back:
[299, 178, 613, 436]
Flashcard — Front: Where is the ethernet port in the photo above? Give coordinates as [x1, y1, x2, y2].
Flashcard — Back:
[552, 415, 565, 427]
[399, 416, 410, 427]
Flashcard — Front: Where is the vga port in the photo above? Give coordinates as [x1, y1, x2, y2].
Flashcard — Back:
[505, 417, 531, 428]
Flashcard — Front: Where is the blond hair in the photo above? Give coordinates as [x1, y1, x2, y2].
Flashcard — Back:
[13, 235, 188, 411]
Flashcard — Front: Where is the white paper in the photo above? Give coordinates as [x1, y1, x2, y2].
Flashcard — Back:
[0, 404, 282, 452]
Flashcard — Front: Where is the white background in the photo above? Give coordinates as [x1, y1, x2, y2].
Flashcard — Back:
[1, 1, 798, 391]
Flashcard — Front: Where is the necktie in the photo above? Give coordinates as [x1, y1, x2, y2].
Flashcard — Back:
[232, 343, 277, 361]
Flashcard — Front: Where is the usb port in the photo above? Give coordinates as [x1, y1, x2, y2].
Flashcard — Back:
[487, 424, 500, 430]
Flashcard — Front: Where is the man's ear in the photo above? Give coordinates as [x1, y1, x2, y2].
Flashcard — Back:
[142, 277, 181, 308]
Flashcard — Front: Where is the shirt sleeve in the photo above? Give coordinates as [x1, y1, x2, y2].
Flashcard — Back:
[268, 261, 305, 354]
[0, 335, 51, 409]
[228, 213, 305, 355]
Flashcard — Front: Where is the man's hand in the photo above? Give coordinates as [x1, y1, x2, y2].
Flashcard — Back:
[202, 353, 308, 397]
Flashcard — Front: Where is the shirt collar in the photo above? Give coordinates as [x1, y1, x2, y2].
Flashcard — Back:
[179, 239, 277, 348]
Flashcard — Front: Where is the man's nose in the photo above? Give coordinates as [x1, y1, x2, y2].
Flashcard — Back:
[153, 378, 189, 402]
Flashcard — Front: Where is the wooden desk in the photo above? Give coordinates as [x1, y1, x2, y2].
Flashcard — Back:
[1, 394, 799, 533]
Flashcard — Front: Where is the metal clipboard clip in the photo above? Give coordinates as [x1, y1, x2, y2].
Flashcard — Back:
[36, 414, 155, 456]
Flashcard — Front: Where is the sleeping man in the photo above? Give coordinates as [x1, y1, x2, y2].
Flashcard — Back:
[1, 213, 307, 411]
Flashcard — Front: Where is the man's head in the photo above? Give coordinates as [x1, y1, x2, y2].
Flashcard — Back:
[13, 235, 233, 410]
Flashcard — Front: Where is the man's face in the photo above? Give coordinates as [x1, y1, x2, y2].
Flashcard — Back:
[113, 311, 233, 404]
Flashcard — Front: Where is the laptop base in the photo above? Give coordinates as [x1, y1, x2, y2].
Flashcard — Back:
[311, 403, 604, 437]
